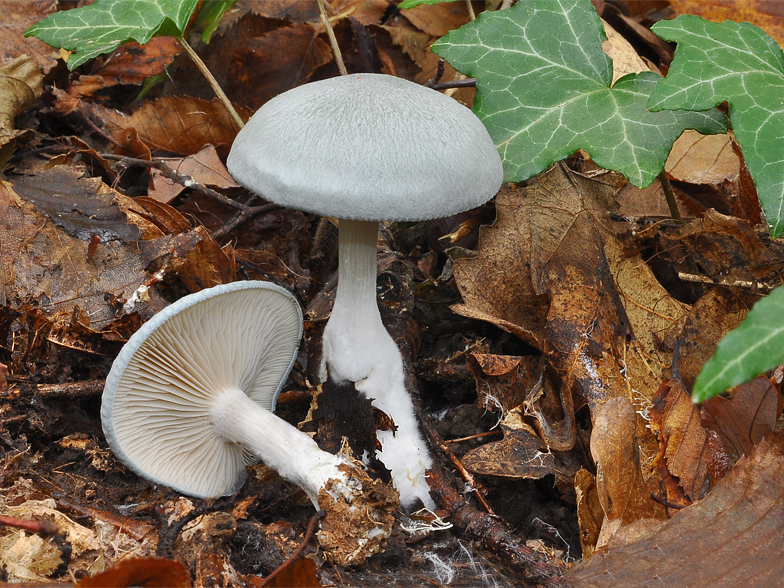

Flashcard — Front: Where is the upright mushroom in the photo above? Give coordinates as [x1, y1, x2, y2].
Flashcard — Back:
[228, 73, 503, 508]
[101, 281, 397, 565]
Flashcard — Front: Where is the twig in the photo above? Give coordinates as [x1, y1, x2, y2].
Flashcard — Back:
[427, 423, 496, 515]
[428, 78, 477, 91]
[177, 36, 244, 130]
[317, 0, 347, 76]
[658, 169, 681, 223]
[0, 515, 58, 535]
[418, 410, 568, 587]
[100, 154, 280, 237]
[425, 58, 477, 92]
[1, 379, 105, 400]
[262, 510, 326, 586]
[444, 430, 502, 444]
[677, 271, 778, 292]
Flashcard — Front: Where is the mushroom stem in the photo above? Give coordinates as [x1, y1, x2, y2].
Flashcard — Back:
[211, 387, 344, 508]
[322, 219, 435, 509]
[211, 386, 398, 566]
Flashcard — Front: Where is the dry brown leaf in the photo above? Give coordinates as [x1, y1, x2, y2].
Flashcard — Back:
[702, 375, 782, 461]
[333, 0, 390, 25]
[0, 178, 150, 323]
[666, 287, 748, 391]
[450, 182, 550, 349]
[574, 468, 603, 559]
[670, 0, 784, 47]
[650, 380, 711, 502]
[654, 209, 784, 289]
[568, 432, 784, 587]
[604, 235, 690, 429]
[467, 354, 537, 413]
[601, 19, 648, 85]
[141, 226, 236, 292]
[234, 248, 306, 293]
[454, 165, 642, 419]
[94, 37, 181, 87]
[134, 196, 193, 235]
[47, 306, 142, 355]
[666, 130, 739, 185]
[0, 1, 60, 73]
[80, 96, 249, 158]
[172, 15, 331, 113]
[467, 353, 576, 451]
[0, 54, 43, 165]
[400, 1, 473, 37]
[590, 397, 666, 548]
[11, 165, 141, 243]
[77, 557, 190, 587]
[148, 144, 239, 203]
[462, 408, 573, 485]
[265, 557, 322, 587]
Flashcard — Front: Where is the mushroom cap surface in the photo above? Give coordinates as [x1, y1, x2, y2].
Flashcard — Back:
[227, 73, 503, 221]
[101, 281, 303, 498]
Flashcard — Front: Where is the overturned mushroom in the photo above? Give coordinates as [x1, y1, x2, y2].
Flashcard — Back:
[101, 281, 397, 565]
[228, 73, 503, 508]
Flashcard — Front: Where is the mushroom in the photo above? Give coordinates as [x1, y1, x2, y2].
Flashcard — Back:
[227, 73, 503, 509]
[101, 280, 397, 565]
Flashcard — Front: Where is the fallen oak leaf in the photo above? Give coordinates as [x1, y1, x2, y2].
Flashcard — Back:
[0, 54, 43, 166]
[568, 432, 784, 587]
[77, 557, 190, 587]
[650, 380, 718, 502]
[702, 375, 782, 461]
[590, 397, 666, 549]
[461, 408, 576, 488]
[148, 144, 239, 204]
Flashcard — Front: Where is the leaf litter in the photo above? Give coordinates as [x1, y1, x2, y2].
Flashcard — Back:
[1, 0, 784, 586]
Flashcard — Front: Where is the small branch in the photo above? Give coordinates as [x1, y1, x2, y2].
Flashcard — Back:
[424, 58, 477, 92]
[426, 421, 496, 516]
[0, 515, 58, 535]
[317, 0, 348, 76]
[2, 379, 105, 400]
[658, 170, 681, 223]
[101, 154, 280, 237]
[425, 59, 446, 87]
[418, 407, 568, 587]
[444, 430, 502, 444]
[677, 272, 777, 292]
[262, 510, 326, 586]
[177, 35, 244, 130]
[428, 78, 477, 91]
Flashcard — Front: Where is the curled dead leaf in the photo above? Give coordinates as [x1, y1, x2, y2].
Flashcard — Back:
[590, 397, 666, 549]
[569, 432, 784, 587]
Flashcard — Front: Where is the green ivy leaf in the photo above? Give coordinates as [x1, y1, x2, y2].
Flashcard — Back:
[398, 0, 461, 8]
[25, 0, 199, 70]
[432, 0, 727, 187]
[649, 16, 784, 237]
[195, 0, 235, 44]
[692, 285, 784, 403]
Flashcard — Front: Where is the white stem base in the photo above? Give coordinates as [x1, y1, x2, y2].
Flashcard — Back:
[210, 387, 398, 566]
[211, 387, 345, 508]
[322, 219, 434, 510]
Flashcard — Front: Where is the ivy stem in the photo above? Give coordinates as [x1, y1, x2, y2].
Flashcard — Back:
[466, 0, 476, 21]
[177, 35, 244, 130]
[658, 170, 681, 223]
[317, 0, 347, 76]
